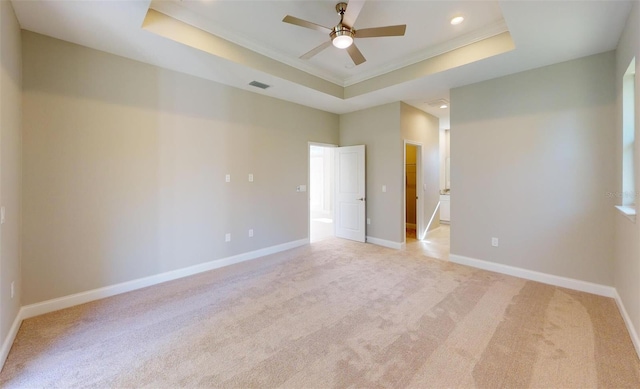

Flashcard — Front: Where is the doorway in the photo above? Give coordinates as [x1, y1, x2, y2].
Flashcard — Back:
[404, 142, 423, 243]
[309, 144, 335, 242]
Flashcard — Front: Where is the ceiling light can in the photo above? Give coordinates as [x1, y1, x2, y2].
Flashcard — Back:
[451, 16, 464, 25]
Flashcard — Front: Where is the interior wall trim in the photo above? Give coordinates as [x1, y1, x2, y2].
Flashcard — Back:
[0, 310, 23, 370]
[3, 245, 637, 369]
[2, 238, 310, 370]
[614, 289, 640, 359]
[449, 254, 616, 297]
[19, 238, 309, 320]
[366, 236, 404, 250]
[448, 254, 640, 359]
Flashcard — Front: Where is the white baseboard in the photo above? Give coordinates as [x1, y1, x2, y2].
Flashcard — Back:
[449, 254, 616, 298]
[366, 236, 404, 250]
[613, 290, 640, 359]
[3, 242, 638, 369]
[447, 253, 640, 358]
[0, 308, 24, 370]
[20, 238, 309, 320]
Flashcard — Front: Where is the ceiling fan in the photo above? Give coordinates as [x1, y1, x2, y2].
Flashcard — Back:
[282, 0, 406, 66]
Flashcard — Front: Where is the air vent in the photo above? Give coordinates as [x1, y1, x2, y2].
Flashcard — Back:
[426, 99, 449, 108]
[249, 81, 271, 90]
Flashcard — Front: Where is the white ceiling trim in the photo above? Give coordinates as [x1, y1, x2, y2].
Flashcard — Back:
[150, 1, 344, 86]
[343, 19, 509, 86]
[10, 0, 632, 118]
[150, 1, 509, 88]
[142, 9, 344, 98]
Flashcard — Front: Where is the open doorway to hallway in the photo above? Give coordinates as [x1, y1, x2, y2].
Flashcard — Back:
[404, 142, 424, 243]
[309, 144, 335, 242]
[405, 143, 419, 241]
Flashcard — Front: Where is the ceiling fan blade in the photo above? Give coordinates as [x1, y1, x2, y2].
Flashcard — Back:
[300, 41, 332, 60]
[356, 25, 406, 38]
[342, 0, 366, 28]
[346, 43, 366, 65]
[282, 15, 332, 34]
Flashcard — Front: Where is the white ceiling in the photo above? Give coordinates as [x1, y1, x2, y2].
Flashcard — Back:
[10, 0, 633, 121]
[150, 0, 506, 85]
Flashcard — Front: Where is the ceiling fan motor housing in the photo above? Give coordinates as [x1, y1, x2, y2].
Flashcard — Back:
[331, 23, 354, 48]
[331, 24, 354, 40]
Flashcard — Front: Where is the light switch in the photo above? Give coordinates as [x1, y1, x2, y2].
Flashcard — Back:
[296, 185, 307, 192]
[225, 233, 231, 242]
[248, 174, 254, 182]
[249, 229, 254, 237]
[225, 174, 231, 183]
[1, 206, 5, 224]
[382, 185, 387, 193]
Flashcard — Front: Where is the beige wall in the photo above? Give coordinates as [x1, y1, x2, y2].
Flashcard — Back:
[0, 0, 22, 347]
[340, 103, 402, 243]
[21, 32, 339, 304]
[451, 51, 616, 285]
[339, 102, 439, 244]
[614, 1, 640, 348]
[401, 103, 440, 233]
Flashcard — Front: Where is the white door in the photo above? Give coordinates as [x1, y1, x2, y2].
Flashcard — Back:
[335, 145, 366, 242]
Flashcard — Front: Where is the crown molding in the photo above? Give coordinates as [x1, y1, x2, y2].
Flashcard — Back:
[343, 19, 510, 86]
[150, 2, 509, 90]
[149, 2, 344, 86]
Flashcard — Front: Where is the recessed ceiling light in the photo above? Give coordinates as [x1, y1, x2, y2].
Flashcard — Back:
[440, 104, 448, 109]
[451, 16, 464, 25]
[426, 98, 449, 108]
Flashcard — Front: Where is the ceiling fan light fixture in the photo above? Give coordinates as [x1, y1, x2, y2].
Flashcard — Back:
[331, 25, 354, 49]
[332, 35, 353, 49]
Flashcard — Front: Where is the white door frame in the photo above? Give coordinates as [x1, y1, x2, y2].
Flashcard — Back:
[308, 142, 337, 242]
[403, 141, 424, 242]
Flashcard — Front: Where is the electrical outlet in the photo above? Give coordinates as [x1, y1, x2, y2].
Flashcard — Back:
[249, 229, 254, 237]
[382, 185, 387, 193]
[492, 237, 499, 247]
[11, 281, 15, 299]
[367, 218, 371, 225]
[1, 206, 5, 224]
[225, 233, 231, 242]
[248, 174, 254, 182]
[225, 174, 231, 183]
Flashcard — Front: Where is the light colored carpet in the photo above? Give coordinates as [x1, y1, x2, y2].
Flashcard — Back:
[1, 237, 639, 388]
